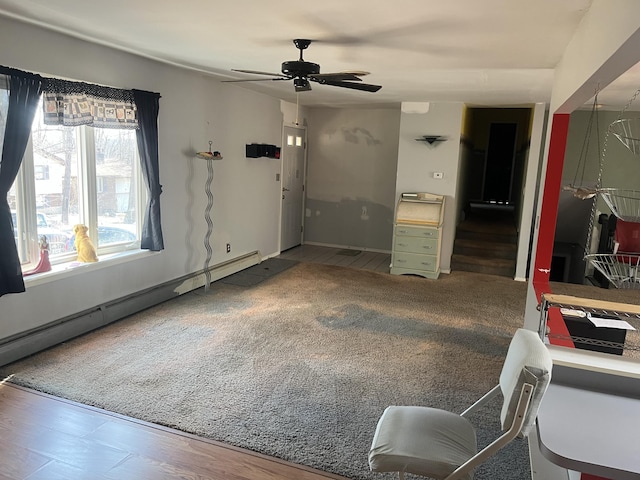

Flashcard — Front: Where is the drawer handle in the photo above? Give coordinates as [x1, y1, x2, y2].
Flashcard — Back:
[397, 259, 407, 263]
[397, 243, 408, 247]
[421, 262, 432, 266]
[398, 230, 408, 234]
[423, 232, 434, 237]
[422, 246, 433, 250]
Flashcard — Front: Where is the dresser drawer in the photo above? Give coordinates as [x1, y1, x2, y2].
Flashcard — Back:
[394, 225, 439, 239]
[392, 251, 438, 272]
[394, 236, 439, 254]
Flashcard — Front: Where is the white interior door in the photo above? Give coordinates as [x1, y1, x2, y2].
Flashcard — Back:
[281, 126, 306, 251]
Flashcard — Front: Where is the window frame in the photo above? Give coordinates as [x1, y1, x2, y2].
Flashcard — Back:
[12, 107, 146, 270]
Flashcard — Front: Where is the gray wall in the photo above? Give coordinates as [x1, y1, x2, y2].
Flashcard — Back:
[304, 107, 401, 251]
[0, 16, 289, 343]
[395, 102, 465, 273]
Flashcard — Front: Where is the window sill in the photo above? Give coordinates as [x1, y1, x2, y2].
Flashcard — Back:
[23, 249, 160, 288]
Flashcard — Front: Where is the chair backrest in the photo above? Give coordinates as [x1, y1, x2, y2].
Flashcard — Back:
[498, 328, 552, 436]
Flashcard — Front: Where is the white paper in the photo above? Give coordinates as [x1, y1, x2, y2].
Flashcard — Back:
[587, 313, 636, 330]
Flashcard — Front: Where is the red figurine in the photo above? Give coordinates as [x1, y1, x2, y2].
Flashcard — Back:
[23, 235, 52, 276]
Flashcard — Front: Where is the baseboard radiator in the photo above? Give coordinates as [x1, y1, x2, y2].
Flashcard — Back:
[0, 251, 261, 367]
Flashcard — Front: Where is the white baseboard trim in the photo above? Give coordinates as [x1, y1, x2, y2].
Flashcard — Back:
[173, 251, 261, 295]
[303, 241, 391, 254]
[0, 252, 261, 367]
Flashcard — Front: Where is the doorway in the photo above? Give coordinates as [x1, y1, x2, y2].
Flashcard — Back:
[452, 108, 533, 278]
[484, 122, 517, 203]
[280, 126, 306, 251]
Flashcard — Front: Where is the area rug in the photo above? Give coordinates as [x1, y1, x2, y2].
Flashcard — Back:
[2, 263, 532, 479]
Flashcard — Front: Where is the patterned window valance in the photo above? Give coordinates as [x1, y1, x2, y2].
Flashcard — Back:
[43, 78, 138, 129]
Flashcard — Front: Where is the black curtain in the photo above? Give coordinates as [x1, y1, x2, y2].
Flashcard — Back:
[132, 89, 164, 251]
[0, 68, 43, 297]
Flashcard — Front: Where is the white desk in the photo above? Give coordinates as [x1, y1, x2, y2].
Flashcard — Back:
[536, 350, 640, 480]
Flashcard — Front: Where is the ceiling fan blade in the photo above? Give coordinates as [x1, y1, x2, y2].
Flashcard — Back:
[231, 69, 287, 78]
[341, 70, 370, 77]
[222, 77, 290, 83]
[310, 72, 363, 82]
[317, 80, 382, 92]
[297, 15, 462, 53]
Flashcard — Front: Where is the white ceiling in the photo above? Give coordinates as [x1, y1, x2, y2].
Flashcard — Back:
[3, 0, 637, 109]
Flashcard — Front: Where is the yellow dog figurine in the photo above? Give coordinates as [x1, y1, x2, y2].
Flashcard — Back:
[73, 224, 98, 262]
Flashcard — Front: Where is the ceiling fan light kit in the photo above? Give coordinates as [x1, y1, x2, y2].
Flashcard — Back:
[223, 39, 382, 93]
[293, 77, 311, 92]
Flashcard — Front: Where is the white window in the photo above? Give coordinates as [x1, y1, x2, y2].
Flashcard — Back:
[9, 97, 144, 269]
[286, 135, 303, 147]
[34, 164, 49, 180]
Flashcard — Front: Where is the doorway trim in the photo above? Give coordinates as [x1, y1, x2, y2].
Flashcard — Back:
[279, 124, 308, 252]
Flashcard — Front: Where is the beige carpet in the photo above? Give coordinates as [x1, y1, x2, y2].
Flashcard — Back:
[3, 262, 537, 479]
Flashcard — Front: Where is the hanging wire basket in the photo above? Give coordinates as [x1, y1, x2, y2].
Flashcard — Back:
[598, 188, 640, 223]
[609, 118, 640, 156]
[586, 253, 640, 289]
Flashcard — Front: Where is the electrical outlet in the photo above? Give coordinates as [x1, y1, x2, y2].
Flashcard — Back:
[226, 243, 231, 253]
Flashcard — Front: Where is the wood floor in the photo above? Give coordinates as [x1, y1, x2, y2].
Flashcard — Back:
[0, 382, 349, 480]
[0, 245, 384, 480]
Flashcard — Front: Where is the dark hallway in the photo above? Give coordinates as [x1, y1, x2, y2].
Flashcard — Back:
[452, 203, 518, 277]
[454, 107, 534, 277]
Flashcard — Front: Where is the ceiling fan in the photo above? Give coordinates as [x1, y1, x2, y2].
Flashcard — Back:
[223, 39, 381, 93]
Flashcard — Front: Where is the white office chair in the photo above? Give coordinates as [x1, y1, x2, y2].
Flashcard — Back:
[368, 328, 552, 480]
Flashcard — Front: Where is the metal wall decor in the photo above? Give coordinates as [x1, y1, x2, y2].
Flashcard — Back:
[583, 89, 640, 289]
[195, 140, 223, 291]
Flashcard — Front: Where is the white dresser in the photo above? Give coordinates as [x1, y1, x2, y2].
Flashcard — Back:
[390, 193, 445, 279]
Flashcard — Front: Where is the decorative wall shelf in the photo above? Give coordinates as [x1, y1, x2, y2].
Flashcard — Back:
[196, 141, 223, 161]
[196, 151, 223, 160]
[415, 135, 447, 145]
